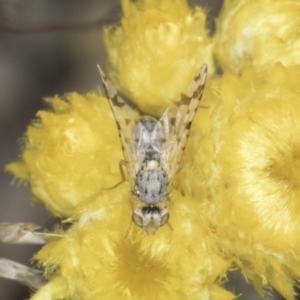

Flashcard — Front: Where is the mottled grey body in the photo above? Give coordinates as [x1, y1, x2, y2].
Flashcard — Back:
[132, 116, 168, 205]
[98, 64, 208, 234]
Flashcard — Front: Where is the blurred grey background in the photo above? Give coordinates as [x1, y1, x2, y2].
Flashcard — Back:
[0, 0, 285, 299]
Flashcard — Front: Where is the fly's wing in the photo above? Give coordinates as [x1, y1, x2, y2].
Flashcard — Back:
[98, 66, 141, 180]
[156, 64, 208, 181]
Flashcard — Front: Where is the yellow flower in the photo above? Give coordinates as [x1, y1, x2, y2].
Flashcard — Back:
[6, 93, 123, 217]
[4, 0, 300, 299]
[5, 1, 230, 295]
[181, 63, 300, 299]
[214, 0, 300, 74]
[104, 0, 213, 115]
[31, 185, 232, 300]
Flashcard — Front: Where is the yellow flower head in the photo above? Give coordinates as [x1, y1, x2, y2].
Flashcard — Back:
[104, 0, 213, 115]
[7, 72, 232, 300]
[4, 0, 300, 299]
[6, 93, 123, 217]
[214, 0, 300, 73]
[181, 63, 300, 299]
[32, 185, 232, 300]
[7, 70, 233, 299]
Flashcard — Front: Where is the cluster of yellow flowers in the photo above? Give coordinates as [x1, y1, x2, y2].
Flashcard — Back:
[6, 0, 300, 299]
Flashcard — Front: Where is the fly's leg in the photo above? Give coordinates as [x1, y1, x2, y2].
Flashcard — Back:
[176, 162, 182, 173]
[102, 160, 128, 190]
[128, 191, 136, 210]
[124, 191, 136, 239]
[163, 199, 173, 232]
[167, 221, 173, 231]
[199, 104, 209, 109]
[124, 220, 133, 240]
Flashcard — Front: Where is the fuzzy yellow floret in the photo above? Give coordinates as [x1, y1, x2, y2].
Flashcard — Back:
[214, 0, 300, 73]
[6, 93, 123, 217]
[30, 277, 70, 300]
[33, 185, 233, 300]
[6, 0, 300, 298]
[6, 92, 234, 299]
[104, 0, 213, 115]
[180, 63, 300, 299]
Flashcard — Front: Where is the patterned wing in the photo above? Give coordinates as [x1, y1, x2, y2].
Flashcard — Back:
[98, 65, 140, 179]
[156, 64, 208, 181]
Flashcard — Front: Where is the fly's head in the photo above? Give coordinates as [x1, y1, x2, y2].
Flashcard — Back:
[132, 206, 169, 234]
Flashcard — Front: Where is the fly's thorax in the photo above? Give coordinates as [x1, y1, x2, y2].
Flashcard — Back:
[139, 116, 157, 130]
[131, 115, 163, 163]
[131, 116, 157, 144]
[144, 145, 160, 162]
[135, 160, 168, 205]
[132, 206, 169, 234]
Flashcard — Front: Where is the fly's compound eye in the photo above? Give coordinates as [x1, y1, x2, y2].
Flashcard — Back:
[159, 209, 169, 226]
[132, 209, 143, 227]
